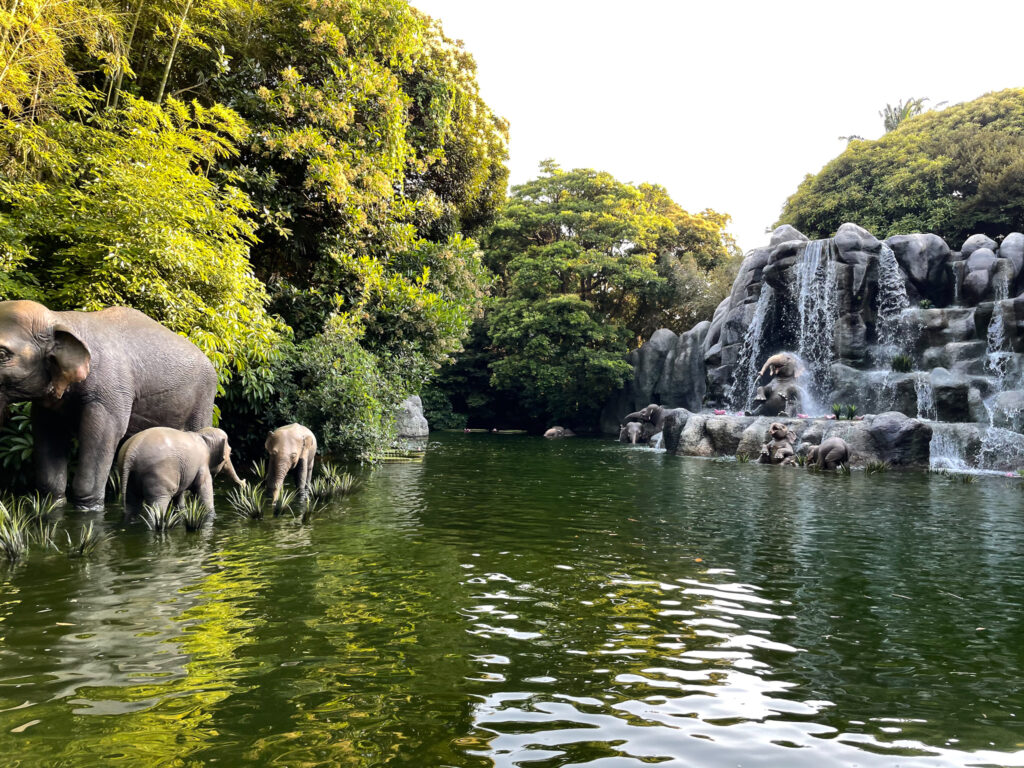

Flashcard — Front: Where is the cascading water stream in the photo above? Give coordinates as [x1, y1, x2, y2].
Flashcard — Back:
[915, 372, 935, 420]
[793, 239, 839, 411]
[875, 243, 911, 363]
[726, 285, 774, 411]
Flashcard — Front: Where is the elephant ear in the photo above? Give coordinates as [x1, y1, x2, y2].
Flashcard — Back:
[48, 324, 90, 399]
[200, 428, 227, 469]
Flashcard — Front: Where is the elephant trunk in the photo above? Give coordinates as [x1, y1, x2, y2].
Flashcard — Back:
[266, 459, 289, 505]
[221, 453, 245, 487]
[630, 431, 638, 445]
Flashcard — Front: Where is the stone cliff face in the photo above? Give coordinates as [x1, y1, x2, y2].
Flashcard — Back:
[603, 222, 1024, 470]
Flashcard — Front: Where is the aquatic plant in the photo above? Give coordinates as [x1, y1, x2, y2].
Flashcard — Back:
[831, 403, 844, 419]
[107, 468, 122, 499]
[865, 460, 890, 474]
[273, 487, 297, 516]
[735, 452, 750, 463]
[179, 498, 212, 532]
[141, 503, 182, 531]
[959, 473, 977, 484]
[794, 453, 807, 467]
[228, 485, 265, 520]
[62, 522, 107, 558]
[0, 500, 30, 562]
[837, 463, 852, 476]
[890, 354, 914, 373]
[249, 459, 268, 484]
[23, 492, 61, 522]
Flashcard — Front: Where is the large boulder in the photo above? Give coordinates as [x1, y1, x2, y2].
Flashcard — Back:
[866, 411, 933, 466]
[395, 395, 429, 438]
[632, 328, 678, 406]
[657, 321, 710, 411]
[930, 368, 972, 422]
[999, 232, 1024, 279]
[887, 233, 952, 305]
[991, 390, 1024, 433]
[961, 234, 998, 260]
[769, 224, 809, 247]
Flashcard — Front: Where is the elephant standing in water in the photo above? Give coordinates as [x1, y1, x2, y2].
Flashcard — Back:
[0, 300, 217, 510]
[266, 423, 318, 507]
[806, 437, 851, 470]
[117, 427, 245, 519]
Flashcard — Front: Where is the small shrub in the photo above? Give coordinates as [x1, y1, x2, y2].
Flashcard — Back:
[228, 485, 265, 520]
[844, 404, 858, 420]
[891, 354, 914, 373]
[141, 503, 181, 531]
[919, 299, 933, 309]
[831, 403, 844, 419]
[179, 498, 212, 532]
[865, 460, 890, 474]
[0, 501, 30, 562]
[62, 523, 107, 558]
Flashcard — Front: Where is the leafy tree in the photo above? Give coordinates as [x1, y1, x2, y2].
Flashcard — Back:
[428, 163, 740, 429]
[778, 88, 1024, 244]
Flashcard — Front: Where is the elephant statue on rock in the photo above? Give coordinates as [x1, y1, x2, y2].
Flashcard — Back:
[759, 422, 797, 465]
[266, 423, 318, 507]
[806, 437, 851, 470]
[117, 427, 245, 520]
[749, 352, 804, 418]
[623, 403, 668, 432]
[0, 300, 218, 510]
[543, 426, 575, 439]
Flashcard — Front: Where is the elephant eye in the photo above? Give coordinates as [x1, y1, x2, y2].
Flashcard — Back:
[0, 347, 10, 363]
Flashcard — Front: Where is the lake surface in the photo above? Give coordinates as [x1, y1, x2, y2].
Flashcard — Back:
[2, 433, 1024, 767]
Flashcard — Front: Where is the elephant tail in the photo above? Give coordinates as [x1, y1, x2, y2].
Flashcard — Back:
[115, 442, 133, 504]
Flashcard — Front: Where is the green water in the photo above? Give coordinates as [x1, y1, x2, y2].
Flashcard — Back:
[2, 434, 1024, 767]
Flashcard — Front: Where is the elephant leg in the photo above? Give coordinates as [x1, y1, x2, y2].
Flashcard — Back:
[71, 403, 129, 511]
[294, 458, 308, 503]
[123, 481, 144, 522]
[194, 468, 215, 513]
[31, 403, 73, 502]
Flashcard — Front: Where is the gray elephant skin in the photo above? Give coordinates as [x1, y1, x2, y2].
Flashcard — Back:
[117, 427, 244, 519]
[543, 426, 575, 439]
[0, 300, 217, 510]
[806, 436, 851, 470]
[266, 423, 318, 506]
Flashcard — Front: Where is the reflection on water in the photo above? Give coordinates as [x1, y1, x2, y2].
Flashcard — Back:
[2, 434, 1024, 767]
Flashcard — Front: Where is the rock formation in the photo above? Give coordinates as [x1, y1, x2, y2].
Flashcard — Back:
[605, 223, 1024, 471]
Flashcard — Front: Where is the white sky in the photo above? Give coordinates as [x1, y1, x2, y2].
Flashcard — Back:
[412, 0, 1024, 253]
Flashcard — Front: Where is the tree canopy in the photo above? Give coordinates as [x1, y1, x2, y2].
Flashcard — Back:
[778, 88, 1024, 245]
[427, 163, 740, 429]
[0, 0, 508, 461]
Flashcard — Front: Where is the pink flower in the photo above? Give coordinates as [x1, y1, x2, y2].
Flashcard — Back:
[713, 409, 726, 415]
[825, 414, 837, 420]
[797, 413, 809, 419]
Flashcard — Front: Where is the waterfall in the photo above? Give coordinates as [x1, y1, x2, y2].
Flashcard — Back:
[950, 261, 966, 306]
[726, 285, 774, 411]
[793, 240, 838, 407]
[875, 243, 910, 362]
[985, 301, 1013, 392]
[929, 426, 971, 471]
[915, 372, 935, 420]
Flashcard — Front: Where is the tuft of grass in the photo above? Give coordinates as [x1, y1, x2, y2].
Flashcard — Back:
[844, 404, 858, 420]
[959, 473, 977, 484]
[890, 354, 914, 373]
[249, 459, 268, 484]
[141, 503, 181, 532]
[735, 452, 750, 463]
[837, 463, 852, 476]
[919, 299, 933, 309]
[0, 500, 30, 562]
[227, 485, 265, 520]
[107, 469, 122, 499]
[308, 476, 330, 501]
[273, 487, 297, 516]
[865, 460, 890, 475]
[23, 492, 61, 522]
[62, 522, 107, 558]
[179, 498, 212, 532]
[794, 453, 807, 467]
[831, 403, 844, 419]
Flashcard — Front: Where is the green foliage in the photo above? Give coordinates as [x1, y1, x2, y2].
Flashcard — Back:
[62, 522, 107, 557]
[844, 404, 859, 420]
[831, 403, 845, 419]
[0, 499, 31, 561]
[779, 89, 1024, 245]
[865, 460, 891, 474]
[919, 299, 933, 309]
[227, 484, 265, 520]
[735, 452, 750, 463]
[880, 97, 935, 133]
[890, 354, 914, 373]
[141, 503, 181, 531]
[0, 403, 34, 492]
[434, 163, 740, 428]
[179, 498, 211, 531]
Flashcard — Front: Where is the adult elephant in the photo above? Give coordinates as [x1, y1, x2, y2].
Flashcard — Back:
[0, 300, 217, 510]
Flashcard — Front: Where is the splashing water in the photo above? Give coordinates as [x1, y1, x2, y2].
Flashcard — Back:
[915, 372, 935, 420]
[727, 285, 774, 411]
[794, 240, 838, 407]
[875, 243, 911, 363]
[985, 302, 1013, 391]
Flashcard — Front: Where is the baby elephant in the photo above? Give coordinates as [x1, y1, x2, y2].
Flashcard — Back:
[117, 427, 245, 519]
[806, 436, 851, 470]
[266, 423, 318, 507]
